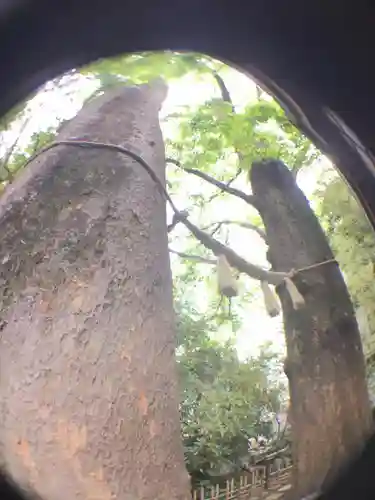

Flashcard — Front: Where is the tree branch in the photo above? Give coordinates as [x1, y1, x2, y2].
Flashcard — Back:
[166, 157, 259, 210]
[206, 167, 242, 204]
[169, 248, 216, 265]
[213, 71, 235, 112]
[212, 72, 246, 164]
[206, 220, 267, 241]
[180, 216, 286, 286]
[0, 114, 31, 180]
[225, 167, 242, 188]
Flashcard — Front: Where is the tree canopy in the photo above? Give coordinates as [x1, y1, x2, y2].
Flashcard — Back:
[176, 300, 286, 481]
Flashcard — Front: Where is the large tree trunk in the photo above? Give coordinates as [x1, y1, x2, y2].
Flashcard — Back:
[250, 159, 372, 499]
[0, 81, 191, 500]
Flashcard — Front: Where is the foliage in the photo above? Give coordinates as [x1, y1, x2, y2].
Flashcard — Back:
[81, 52, 220, 85]
[314, 167, 375, 389]
[81, 51, 318, 178]
[175, 301, 286, 480]
[166, 98, 318, 177]
[315, 170, 375, 312]
[0, 100, 28, 131]
[0, 127, 58, 190]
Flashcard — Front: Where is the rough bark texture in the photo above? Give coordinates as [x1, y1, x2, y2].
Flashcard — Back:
[0, 82, 191, 500]
[250, 160, 372, 499]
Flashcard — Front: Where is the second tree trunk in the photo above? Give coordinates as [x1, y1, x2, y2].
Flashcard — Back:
[250, 159, 372, 498]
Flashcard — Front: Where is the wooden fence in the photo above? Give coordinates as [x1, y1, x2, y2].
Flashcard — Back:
[192, 464, 293, 500]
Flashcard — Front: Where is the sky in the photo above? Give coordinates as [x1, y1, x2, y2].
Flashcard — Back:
[0, 63, 333, 361]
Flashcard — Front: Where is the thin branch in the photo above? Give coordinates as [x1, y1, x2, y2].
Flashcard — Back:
[212, 72, 245, 163]
[213, 71, 235, 112]
[167, 209, 189, 233]
[206, 167, 242, 204]
[207, 296, 225, 322]
[169, 248, 216, 265]
[210, 223, 222, 237]
[180, 217, 286, 286]
[256, 85, 263, 101]
[225, 166, 242, 188]
[166, 157, 259, 210]
[0, 114, 31, 179]
[206, 220, 267, 241]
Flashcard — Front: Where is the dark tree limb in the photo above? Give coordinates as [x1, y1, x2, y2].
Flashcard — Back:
[166, 157, 259, 210]
[169, 248, 215, 264]
[168, 216, 280, 284]
[180, 216, 286, 285]
[206, 167, 242, 203]
[0, 115, 31, 180]
[205, 220, 267, 241]
[212, 71, 246, 167]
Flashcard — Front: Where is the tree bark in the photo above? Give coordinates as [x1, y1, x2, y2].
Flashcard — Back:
[0, 81, 191, 500]
[250, 159, 372, 499]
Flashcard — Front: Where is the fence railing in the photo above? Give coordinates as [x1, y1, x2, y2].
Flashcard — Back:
[192, 465, 293, 500]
